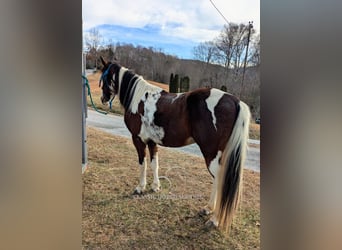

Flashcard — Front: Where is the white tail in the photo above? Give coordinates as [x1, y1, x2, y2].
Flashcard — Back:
[214, 100, 250, 232]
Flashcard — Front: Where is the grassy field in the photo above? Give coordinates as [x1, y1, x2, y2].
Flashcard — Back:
[83, 127, 260, 249]
[85, 72, 260, 140]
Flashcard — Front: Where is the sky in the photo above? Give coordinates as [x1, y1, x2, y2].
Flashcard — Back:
[82, 0, 260, 59]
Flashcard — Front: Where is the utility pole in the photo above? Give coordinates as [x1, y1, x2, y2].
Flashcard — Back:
[240, 21, 253, 98]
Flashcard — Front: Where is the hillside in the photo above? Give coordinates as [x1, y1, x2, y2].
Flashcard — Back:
[91, 45, 260, 118]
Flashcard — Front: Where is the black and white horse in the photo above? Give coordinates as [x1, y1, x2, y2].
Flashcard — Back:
[99, 57, 250, 231]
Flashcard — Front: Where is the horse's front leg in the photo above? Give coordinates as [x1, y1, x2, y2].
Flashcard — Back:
[132, 136, 147, 194]
[148, 141, 161, 192]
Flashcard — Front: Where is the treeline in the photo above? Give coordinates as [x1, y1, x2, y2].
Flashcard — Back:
[86, 43, 180, 84]
[84, 23, 260, 118]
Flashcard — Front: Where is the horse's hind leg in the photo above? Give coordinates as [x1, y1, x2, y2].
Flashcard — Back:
[148, 141, 161, 192]
[201, 178, 218, 216]
[132, 136, 147, 194]
[200, 151, 222, 222]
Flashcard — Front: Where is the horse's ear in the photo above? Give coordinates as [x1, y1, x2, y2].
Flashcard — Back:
[100, 56, 107, 66]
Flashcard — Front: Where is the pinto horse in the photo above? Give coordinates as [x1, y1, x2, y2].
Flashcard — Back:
[99, 56, 250, 231]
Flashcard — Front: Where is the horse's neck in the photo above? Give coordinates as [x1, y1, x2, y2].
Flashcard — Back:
[118, 67, 128, 94]
[129, 77, 162, 114]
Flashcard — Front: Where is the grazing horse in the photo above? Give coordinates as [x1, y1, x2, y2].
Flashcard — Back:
[99, 56, 250, 231]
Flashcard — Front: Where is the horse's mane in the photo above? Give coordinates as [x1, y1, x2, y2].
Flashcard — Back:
[118, 66, 162, 113]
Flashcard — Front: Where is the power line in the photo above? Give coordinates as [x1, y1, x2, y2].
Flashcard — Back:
[209, 0, 230, 25]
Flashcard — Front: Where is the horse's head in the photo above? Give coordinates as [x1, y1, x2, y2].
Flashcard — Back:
[99, 56, 120, 105]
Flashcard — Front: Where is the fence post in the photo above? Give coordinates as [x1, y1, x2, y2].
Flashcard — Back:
[82, 52, 88, 173]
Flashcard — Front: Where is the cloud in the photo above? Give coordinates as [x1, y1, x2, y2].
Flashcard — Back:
[83, 0, 260, 39]
[82, 0, 260, 58]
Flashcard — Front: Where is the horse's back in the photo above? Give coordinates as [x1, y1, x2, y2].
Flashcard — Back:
[187, 88, 239, 125]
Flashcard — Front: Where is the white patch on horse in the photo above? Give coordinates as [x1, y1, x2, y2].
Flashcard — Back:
[208, 150, 222, 177]
[109, 77, 114, 92]
[138, 90, 165, 144]
[202, 150, 222, 215]
[205, 89, 225, 130]
[135, 157, 147, 194]
[171, 93, 184, 103]
[150, 153, 161, 192]
[129, 77, 162, 114]
[118, 67, 128, 94]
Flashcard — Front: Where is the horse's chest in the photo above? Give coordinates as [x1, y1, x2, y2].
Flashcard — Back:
[138, 92, 165, 144]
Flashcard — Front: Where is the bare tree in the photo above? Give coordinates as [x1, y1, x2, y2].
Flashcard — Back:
[106, 38, 116, 62]
[231, 24, 249, 70]
[215, 23, 256, 70]
[193, 41, 217, 65]
[85, 28, 101, 69]
[215, 24, 236, 68]
[248, 34, 260, 67]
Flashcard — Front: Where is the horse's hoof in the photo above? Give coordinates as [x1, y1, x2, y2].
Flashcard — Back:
[199, 207, 212, 216]
[133, 186, 145, 195]
[205, 219, 218, 229]
[151, 183, 161, 192]
[151, 187, 160, 192]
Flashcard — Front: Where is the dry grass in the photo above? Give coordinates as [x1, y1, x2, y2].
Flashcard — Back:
[83, 127, 260, 249]
[146, 79, 169, 91]
[249, 123, 260, 140]
[86, 72, 260, 139]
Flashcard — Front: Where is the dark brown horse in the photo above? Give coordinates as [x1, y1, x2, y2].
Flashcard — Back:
[99, 57, 250, 231]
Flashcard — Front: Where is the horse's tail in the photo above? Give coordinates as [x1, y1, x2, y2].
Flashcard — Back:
[214, 100, 250, 232]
